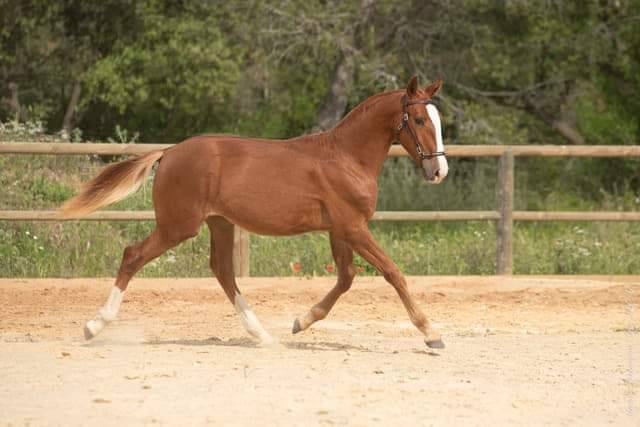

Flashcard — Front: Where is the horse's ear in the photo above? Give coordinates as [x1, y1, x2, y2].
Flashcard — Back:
[406, 75, 419, 97]
[424, 79, 443, 98]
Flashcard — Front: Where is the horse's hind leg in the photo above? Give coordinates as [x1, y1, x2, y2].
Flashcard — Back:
[206, 216, 274, 345]
[292, 233, 355, 333]
[84, 226, 193, 340]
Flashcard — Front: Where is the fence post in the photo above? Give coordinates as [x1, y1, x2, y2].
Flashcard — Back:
[496, 149, 514, 274]
[233, 228, 250, 277]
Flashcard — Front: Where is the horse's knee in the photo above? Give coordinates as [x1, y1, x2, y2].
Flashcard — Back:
[346, 264, 356, 280]
[338, 265, 356, 292]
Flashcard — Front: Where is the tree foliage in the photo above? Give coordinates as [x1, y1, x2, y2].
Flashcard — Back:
[81, 2, 240, 139]
[0, 0, 638, 147]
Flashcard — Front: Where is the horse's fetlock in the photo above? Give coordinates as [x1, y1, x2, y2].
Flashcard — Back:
[414, 314, 428, 331]
[310, 306, 328, 321]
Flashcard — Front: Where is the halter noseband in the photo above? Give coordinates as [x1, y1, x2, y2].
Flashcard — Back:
[395, 96, 446, 161]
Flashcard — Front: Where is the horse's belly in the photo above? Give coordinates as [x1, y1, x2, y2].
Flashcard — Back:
[215, 195, 330, 236]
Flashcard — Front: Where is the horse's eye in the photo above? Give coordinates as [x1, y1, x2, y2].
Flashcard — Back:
[415, 118, 425, 126]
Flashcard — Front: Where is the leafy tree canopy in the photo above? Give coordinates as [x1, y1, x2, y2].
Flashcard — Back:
[0, 0, 638, 147]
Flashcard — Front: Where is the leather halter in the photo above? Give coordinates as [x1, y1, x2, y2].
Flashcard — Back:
[395, 96, 446, 160]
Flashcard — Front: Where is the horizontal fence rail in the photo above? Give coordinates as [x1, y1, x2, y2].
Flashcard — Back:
[3, 142, 640, 157]
[4, 210, 640, 222]
[1, 142, 639, 276]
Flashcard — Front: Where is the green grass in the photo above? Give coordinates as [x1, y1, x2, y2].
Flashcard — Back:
[1, 138, 639, 277]
[3, 219, 640, 277]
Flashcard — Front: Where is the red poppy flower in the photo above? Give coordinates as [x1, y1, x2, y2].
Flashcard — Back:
[325, 264, 335, 273]
[291, 262, 302, 273]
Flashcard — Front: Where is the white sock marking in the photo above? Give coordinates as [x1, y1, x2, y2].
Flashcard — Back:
[234, 293, 274, 344]
[85, 287, 124, 338]
[426, 104, 448, 178]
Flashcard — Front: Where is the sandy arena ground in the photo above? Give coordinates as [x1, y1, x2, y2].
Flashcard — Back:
[1, 276, 639, 426]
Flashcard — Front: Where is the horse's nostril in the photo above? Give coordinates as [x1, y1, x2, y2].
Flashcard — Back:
[434, 169, 440, 178]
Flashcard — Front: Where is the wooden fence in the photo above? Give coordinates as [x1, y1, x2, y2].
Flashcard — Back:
[2, 142, 640, 276]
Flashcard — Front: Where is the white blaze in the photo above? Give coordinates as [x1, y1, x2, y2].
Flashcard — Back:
[426, 104, 448, 179]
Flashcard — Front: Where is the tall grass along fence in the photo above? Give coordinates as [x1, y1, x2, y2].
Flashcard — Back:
[2, 142, 640, 276]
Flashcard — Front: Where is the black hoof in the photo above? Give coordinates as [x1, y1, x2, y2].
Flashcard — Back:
[83, 325, 94, 341]
[425, 339, 445, 349]
[292, 318, 302, 334]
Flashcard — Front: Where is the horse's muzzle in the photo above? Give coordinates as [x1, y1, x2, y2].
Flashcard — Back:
[422, 157, 448, 184]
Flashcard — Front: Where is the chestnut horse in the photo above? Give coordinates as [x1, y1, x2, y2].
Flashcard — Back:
[60, 76, 449, 349]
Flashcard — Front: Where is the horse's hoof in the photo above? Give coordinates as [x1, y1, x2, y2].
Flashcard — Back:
[83, 325, 94, 341]
[425, 338, 445, 349]
[291, 318, 302, 334]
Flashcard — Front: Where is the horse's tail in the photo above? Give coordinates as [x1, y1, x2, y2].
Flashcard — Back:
[58, 150, 165, 219]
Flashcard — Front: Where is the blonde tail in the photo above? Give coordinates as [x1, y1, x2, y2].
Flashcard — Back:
[58, 150, 165, 219]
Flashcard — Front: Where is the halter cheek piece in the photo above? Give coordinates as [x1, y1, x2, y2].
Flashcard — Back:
[395, 96, 446, 161]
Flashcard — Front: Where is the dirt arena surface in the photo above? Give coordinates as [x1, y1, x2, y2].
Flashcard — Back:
[1, 276, 639, 426]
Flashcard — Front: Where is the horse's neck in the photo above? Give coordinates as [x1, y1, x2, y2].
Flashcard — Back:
[333, 91, 402, 177]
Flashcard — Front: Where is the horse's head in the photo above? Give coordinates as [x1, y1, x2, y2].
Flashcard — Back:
[395, 75, 448, 184]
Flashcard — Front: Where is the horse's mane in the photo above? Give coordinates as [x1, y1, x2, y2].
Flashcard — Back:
[335, 89, 403, 129]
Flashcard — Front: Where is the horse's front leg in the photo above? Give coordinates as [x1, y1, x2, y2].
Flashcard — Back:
[292, 233, 356, 333]
[345, 225, 444, 349]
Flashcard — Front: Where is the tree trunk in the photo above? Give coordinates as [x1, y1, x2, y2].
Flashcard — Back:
[551, 86, 584, 145]
[527, 86, 585, 145]
[313, 0, 375, 131]
[62, 80, 82, 134]
[529, 109, 585, 145]
[8, 82, 21, 121]
[314, 55, 354, 131]
[551, 119, 585, 145]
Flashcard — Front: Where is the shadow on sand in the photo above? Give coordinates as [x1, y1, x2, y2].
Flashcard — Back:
[143, 336, 441, 356]
[144, 336, 376, 353]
